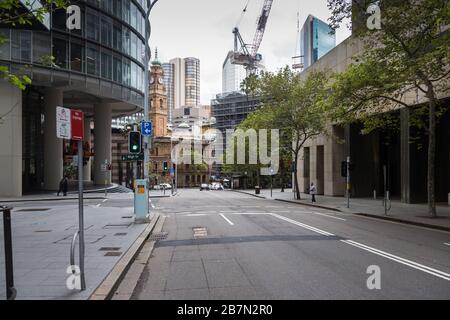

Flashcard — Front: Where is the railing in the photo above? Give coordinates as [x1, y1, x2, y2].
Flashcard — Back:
[1, 206, 16, 300]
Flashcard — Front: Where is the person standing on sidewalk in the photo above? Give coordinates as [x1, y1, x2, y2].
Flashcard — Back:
[310, 182, 317, 203]
[57, 176, 69, 196]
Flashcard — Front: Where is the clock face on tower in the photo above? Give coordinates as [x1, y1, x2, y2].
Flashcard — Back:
[158, 77, 164, 84]
[150, 76, 155, 84]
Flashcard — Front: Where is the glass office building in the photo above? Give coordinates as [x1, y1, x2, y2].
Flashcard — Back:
[0, 0, 150, 196]
[300, 15, 336, 69]
[184, 57, 200, 107]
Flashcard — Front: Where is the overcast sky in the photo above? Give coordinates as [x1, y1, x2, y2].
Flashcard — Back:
[149, 0, 351, 105]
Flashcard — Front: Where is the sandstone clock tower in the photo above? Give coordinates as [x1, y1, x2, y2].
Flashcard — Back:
[149, 51, 168, 138]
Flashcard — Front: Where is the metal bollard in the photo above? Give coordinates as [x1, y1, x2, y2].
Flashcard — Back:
[1, 206, 16, 300]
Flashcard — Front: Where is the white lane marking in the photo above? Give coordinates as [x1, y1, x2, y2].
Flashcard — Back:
[268, 212, 450, 282]
[311, 211, 346, 221]
[269, 213, 335, 236]
[185, 214, 209, 217]
[231, 212, 268, 215]
[95, 203, 101, 208]
[220, 213, 234, 226]
[102, 199, 107, 203]
[444, 243, 450, 246]
[342, 240, 450, 282]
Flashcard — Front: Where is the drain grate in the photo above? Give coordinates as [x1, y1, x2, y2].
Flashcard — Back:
[103, 223, 132, 229]
[114, 233, 128, 236]
[99, 247, 121, 251]
[193, 227, 207, 238]
[16, 208, 50, 212]
[121, 216, 133, 219]
[104, 252, 122, 257]
[148, 232, 168, 241]
[34, 230, 52, 233]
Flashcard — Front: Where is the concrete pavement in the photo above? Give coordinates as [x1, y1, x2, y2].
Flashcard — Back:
[0, 194, 160, 300]
[131, 189, 450, 300]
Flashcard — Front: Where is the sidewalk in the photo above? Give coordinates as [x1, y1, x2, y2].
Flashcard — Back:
[0, 193, 155, 300]
[233, 189, 450, 231]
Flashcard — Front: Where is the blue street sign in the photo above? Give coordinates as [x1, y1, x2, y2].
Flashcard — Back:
[169, 167, 175, 177]
[141, 121, 152, 136]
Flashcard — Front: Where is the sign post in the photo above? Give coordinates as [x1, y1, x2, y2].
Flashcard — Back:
[56, 107, 86, 291]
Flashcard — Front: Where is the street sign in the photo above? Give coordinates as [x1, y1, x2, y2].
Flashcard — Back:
[169, 167, 175, 177]
[71, 110, 84, 141]
[122, 154, 144, 161]
[56, 106, 71, 139]
[141, 121, 152, 136]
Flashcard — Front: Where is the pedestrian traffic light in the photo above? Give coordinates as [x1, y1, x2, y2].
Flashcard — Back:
[128, 131, 141, 153]
[163, 161, 168, 172]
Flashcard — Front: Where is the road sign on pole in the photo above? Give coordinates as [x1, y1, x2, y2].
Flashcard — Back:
[56, 106, 71, 139]
[70, 110, 84, 141]
[141, 121, 152, 136]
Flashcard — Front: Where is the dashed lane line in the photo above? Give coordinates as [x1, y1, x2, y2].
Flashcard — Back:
[220, 213, 235, 226]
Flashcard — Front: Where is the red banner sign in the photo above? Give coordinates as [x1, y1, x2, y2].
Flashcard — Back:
[70, 110, 84, 141]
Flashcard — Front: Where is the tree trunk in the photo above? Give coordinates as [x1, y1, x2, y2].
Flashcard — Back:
[427, 90, 437, 217]
[293, 152, 301, 200]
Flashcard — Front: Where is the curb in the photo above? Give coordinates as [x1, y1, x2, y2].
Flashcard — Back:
[89, 213, 161, 300]
[0, 196, 106, 203]
[231, 190, 450, 233]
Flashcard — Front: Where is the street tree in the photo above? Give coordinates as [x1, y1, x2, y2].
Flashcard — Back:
[0, 0, 67, 89]
[327, 0, 450, 217]
[236, 67, 331, 199]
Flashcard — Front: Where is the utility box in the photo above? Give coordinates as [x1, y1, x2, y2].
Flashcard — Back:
[134, 179, 149, 224]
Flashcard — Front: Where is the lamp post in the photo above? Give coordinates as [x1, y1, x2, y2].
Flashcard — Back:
[143, 0, 160, 183]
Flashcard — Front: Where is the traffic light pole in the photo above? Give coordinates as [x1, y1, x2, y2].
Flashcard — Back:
[346, 156, 351, 209]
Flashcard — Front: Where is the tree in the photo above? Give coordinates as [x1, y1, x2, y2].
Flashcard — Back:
[327, 0, 450, 217]
[0, 0, 67, 89]
[236, 67, 331, 199]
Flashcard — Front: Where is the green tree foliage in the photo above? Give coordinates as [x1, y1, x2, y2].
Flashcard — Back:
[0, 0, 67, 89]
[227, 67, 331, 199]
[327, 0, 450, 216]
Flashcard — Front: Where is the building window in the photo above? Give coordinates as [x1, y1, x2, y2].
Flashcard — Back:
[33, 32, 51, 65]
[86, 44, 100, 76]
[53, 36, 67, 69]
[70, 40, 84, 72]
[86, 9, 100, 42]
[113, 23, 122, 51]
[113, 55, 122, 82]
[101, 51, 112, 79]
[101, 16, 112, 47]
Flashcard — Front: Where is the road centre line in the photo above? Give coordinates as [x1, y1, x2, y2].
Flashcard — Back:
[268, 212, 450, 282]
[220, 213, 234, 226]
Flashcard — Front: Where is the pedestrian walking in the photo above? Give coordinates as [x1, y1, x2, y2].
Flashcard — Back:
[310, 182, 317, 203]
[57, 176, 69, 196]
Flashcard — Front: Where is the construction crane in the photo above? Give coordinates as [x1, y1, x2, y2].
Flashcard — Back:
[231, 0, 274, 75]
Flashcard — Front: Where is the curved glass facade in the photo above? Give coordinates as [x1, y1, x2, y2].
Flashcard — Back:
[0, 0, 148, 107]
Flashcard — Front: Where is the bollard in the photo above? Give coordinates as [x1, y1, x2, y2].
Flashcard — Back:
[1, 206, 16, 300]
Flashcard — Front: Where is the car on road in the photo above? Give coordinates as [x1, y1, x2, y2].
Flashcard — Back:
[200, 183, 210, 191]
[211, 182, 224, 190]
[154, 183, 172, 190]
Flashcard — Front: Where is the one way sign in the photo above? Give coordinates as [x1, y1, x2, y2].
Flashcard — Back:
[141, 121, 152, 136]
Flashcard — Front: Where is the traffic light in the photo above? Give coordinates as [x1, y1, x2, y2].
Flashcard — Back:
[163, 161, 168, 172]
[128, 131, 141, 153]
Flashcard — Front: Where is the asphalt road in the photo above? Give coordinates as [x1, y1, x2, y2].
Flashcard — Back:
[132, 189, 450, 300]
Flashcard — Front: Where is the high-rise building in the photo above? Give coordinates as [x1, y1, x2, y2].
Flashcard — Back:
[0, 0, 150, 196]
[300, 15, 336, 69]
[185, 57, 201, 106]
[222, 51, 246, 94]
[162, 62, 175, 123]
[162, 57, 201, 123]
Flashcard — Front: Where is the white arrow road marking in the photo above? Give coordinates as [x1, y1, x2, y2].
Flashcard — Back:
[220, 213, 234, 226]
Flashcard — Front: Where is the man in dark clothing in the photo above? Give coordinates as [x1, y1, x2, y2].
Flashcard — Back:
[57, 176, 69, 196]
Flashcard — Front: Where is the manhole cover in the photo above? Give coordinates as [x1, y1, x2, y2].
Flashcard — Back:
[193, 227, 207, 238]
[104, 252, 122, 257]
[114, 233, 128, 236]
[103, 223, 132, 229]
[148, 232, 168, 241]
[99, 247, 121, 251]
[16, 208, 50, 212]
